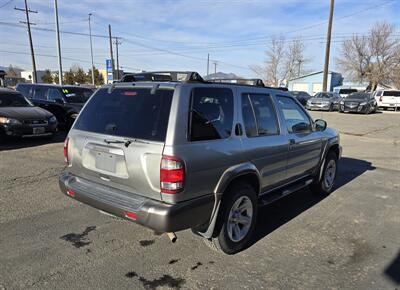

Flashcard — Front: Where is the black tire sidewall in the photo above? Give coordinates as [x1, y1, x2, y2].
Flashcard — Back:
[320, 152, 338, 194]
[216, 183, 258, 254]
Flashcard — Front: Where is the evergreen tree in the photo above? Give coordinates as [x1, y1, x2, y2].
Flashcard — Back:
[41, 69, 53, 83]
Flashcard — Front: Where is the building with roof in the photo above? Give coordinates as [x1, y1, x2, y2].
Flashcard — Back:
[287, 71, 343, 95]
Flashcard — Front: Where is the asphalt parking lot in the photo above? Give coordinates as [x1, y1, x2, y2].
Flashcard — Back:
[0, 111, 399, 290]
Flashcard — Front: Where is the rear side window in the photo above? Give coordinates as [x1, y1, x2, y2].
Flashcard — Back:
[189, 87, 233, 141]
[74, 88, 173, 142]
[383, 91, 400, 97]
[33, 87, 49, 100]
[48, 89, 64, 102]
[241, 93, 279, 137]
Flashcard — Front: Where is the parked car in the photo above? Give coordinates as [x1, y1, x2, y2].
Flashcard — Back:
[0, 88, 57, 143]
[339, 92, 377, 114]
[16, 83, 95, 128]
[306, 92, 340, 111]
[374, 90, 400, 111]
[291, 91, 312, 106]
[334, 88, 358, 99]
[59, 72, 341, 254]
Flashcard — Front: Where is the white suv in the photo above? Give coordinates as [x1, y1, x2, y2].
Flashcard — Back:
[374, 90, 400, 110]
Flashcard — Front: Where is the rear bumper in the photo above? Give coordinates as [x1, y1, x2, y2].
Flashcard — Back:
[59, 172, 215, 233]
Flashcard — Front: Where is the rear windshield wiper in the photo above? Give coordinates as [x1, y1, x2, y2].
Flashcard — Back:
[104, 138, 149, 148]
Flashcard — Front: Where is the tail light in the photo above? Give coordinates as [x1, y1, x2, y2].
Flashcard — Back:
[64, 137, 69, 165]
[160, 156, 185, 194]
[66, 189, 76, 197]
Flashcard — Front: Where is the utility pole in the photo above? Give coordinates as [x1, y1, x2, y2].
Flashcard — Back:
[15, 0, 37, 83]
[297, 59, 303, 77]
[54, 0, 63, 85]
[108, 24, 115, 81]
[114, 37, 122, 79]
[207, 53, 210, 76]
[88, 13, 95, 85]
[322, 0, 334, 92]
[213, 61, 217, 75]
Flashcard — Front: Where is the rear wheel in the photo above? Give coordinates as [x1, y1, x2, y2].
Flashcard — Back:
[311, 151, 338, 195]
[204, 182, 258, 254]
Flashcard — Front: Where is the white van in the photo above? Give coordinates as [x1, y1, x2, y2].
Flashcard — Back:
[374, 90, 400, 110]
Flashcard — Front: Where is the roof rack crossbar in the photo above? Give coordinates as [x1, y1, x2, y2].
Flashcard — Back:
[119, 71, 205, 83]
[208, 78, 265, 87]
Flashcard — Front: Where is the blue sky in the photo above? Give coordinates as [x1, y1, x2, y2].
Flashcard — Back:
[0, 0, 399, 78]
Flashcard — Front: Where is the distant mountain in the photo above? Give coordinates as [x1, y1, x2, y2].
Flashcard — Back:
[204, 72, 241, 80]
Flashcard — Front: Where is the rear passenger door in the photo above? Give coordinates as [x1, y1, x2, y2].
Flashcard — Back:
[47, 88, 67, 122]
[275, 95, 322, 180]
[239, 92, 288, 191]
[32, 86, 50, 110]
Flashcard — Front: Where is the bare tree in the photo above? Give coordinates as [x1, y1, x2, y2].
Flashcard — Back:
[265, 37, 285, 86]
[251, 37, 309, 87]
[283, 39, 309, 83]
[337, 22, 400, 90]
[336, 35, 371, 82]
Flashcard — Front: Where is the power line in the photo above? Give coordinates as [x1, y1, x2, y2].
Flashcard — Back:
[0, 49, 111, 67]
[112, 0, 396, 47]
[0, 0, 14, 9]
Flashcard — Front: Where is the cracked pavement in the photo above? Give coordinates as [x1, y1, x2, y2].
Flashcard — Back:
[0, 111, 399, 289]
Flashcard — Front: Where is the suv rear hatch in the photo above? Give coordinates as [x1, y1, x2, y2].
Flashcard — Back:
[67, 86, 174, 201]
[381, 91, 400, 107]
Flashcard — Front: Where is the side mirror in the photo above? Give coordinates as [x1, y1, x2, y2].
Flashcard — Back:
[292, 122, 311, 134]
[315, 119, 327, 131]
[54, 98, 64, 104]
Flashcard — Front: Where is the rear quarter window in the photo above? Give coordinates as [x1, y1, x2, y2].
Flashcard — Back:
[188, 87, 234, 141]
[74, 88, 173, 142]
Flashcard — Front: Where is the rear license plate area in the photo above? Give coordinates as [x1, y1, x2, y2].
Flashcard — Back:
[95, 151, 117, 173]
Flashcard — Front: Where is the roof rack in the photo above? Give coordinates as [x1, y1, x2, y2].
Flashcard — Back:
[208, 78, 265, 87]
[119, 71, 204, 83]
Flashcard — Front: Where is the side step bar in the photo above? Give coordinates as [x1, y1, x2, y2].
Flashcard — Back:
[259, 178, 313, 206]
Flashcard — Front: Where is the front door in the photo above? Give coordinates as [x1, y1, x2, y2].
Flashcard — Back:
[275, 95, 322, 180]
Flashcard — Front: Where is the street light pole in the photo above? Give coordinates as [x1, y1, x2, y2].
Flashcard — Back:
[54, 0, 63, 85]
[88, 13, 95, 85]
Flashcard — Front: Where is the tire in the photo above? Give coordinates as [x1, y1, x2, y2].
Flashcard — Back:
[329, 104, 334, 112]
[204, 182, 258, 254]
[311, 151, 338, 195]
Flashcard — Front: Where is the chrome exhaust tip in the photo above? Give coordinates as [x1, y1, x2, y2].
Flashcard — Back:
[166, 232, 177, 243]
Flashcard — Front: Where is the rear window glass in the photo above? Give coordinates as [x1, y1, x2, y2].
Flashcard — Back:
[383, 91, 400, 97]
[74, 88, 173, 142]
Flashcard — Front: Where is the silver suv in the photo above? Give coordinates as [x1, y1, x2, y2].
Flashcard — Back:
[59, 72, 341, 254]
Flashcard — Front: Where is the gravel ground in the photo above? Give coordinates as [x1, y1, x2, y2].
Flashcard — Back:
[0, 111, 399, 290]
